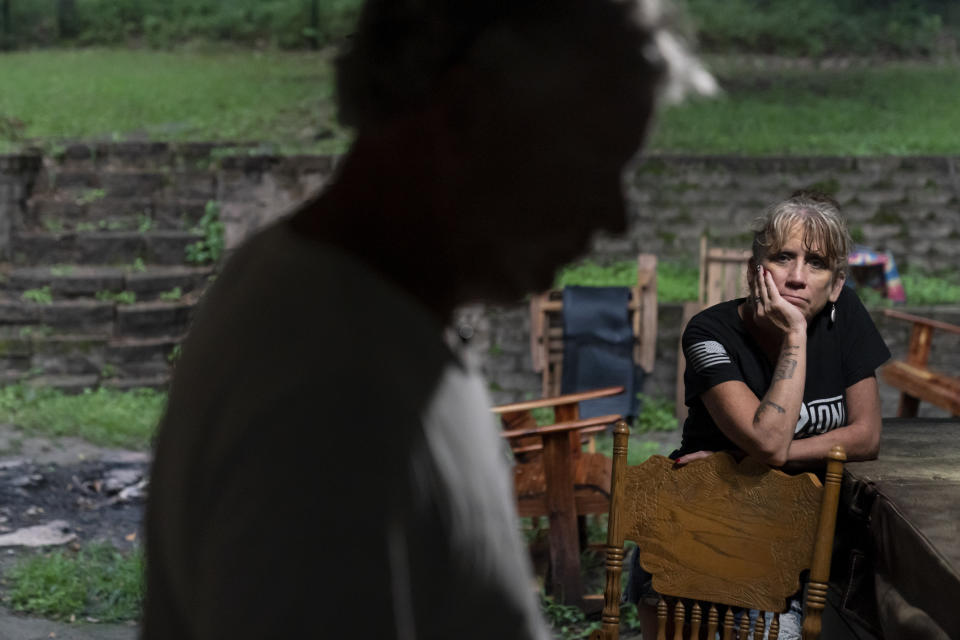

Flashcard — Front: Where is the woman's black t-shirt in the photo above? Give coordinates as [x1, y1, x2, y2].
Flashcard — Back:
[678, 286, 890, 456]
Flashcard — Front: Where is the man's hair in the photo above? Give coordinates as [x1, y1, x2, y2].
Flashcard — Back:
[335, 0, 715, 129]
[752, 191, 852, 279]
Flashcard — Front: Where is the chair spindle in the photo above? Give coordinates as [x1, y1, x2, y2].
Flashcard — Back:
[769, 612, 780, 640]
[707, 603, 719, 638]
[673, 599, 685, 640]
[690, 602, 702, 638]
[723, 607, 735, 640]
[739, 610, 751, 639]
[657, 597, 668, 640]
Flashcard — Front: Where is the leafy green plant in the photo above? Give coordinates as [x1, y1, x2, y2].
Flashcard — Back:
[185, 200, 225, 265]
[686, 0, 945, 57]
[0, 0, 363, 50]
[592, 435, 662, 466]
[554, 259, 638, 288]
[618, 602, 644, 632]
[49, 264, 75, 277]
[95, 290, 137, 305]
[539, 593, 588, 640]
[554, 259, 698, 303]
[901, 271, 960, 305]
[531, 406, 556, 426]
[167, 344, 183, 364]
[137, 213, 154, 233]
[852, 270, 960, 307]
[21, 286, 53, 304]
[7, 543, 143, 622]
[635, 394, 679, 433]
[129, 257, 147, 273]
[159, 286, 183, 302]
[99, 363, 118, 379]
[658, 261, 699, 302]
[75, 222, 96, 232]
[98, 219, 127, 231]
[0, 385, 165, 450]
[18, 325, 55, 339]
[43, 219, 65, 233]
[76, 188, 107, 205]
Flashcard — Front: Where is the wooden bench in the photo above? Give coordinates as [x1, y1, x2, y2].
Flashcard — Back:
[880, 309, 960, 417]
[529, 254, 657, 398]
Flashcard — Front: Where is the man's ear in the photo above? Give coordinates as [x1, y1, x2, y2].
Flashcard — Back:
[829, 271, 846, 302]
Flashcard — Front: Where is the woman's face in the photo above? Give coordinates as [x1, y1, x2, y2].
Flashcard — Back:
[761, 225, 845, 321]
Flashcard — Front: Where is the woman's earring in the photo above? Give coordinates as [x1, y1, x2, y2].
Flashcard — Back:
[830, 303, 837, 324]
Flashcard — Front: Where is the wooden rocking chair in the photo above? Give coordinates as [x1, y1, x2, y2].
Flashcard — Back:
[591, 421, 846, 640]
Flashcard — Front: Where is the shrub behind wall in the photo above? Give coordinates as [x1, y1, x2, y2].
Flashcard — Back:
[0, 0, 364, 50]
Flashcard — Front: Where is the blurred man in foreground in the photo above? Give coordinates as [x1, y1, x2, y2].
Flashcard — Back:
[144, 0, 712, 637]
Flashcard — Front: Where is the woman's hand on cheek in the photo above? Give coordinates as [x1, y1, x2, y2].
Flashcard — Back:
[757, 267, 807, 335]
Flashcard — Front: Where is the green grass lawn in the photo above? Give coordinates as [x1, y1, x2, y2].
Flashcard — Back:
[0, 385, 165, 450]
[2, 49, 960, 156]
[5, 543, 143, 623]
[649, 64, 960, 155]
[0, 48, 346, 154]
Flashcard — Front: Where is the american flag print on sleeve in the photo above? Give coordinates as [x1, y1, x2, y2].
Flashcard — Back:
[686, 340, 732, 373]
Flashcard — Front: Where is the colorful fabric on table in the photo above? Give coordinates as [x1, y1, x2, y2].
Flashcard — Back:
[847, 246, 906, 303]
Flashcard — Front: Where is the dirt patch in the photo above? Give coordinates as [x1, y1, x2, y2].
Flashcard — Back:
[0, 423, 148, 554]
[0, 423, 146, 639]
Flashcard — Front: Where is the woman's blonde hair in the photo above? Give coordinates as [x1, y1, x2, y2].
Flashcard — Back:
[751, 191, 851, 279]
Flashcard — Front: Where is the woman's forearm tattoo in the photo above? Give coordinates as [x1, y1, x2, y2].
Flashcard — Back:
[773, 344, 801, 382]
[773, 358, 798, 381]
[753, 400, 786, 424]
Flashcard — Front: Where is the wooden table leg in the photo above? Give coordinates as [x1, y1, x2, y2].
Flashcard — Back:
[542, 429, 583, 607]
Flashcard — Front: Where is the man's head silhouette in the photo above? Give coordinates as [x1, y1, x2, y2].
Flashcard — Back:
[316, 0, 714, 307]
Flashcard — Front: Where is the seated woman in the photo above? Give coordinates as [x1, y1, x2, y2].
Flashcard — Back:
[627, 191, 891, 639]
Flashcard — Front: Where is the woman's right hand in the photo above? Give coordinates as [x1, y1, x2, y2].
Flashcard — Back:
[752, 266, 807, 336]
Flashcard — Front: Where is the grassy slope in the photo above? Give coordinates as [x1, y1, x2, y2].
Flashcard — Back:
[0, 48, 346, 153]
[2, 50, 960, 156]
[649, 64, 960, 155]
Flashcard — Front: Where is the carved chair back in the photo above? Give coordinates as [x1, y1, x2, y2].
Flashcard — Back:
[592, 422, 846, 640]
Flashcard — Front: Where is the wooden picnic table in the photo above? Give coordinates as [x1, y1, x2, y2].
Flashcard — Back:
[829, 417, 960, 639]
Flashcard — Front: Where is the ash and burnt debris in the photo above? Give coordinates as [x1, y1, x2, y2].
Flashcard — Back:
[0, 458, 148, 548]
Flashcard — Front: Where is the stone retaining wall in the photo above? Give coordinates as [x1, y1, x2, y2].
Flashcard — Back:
[0, 152, 42, 260]
[5, 149, 960, 267]
[616, 155, 960, 271]
[2, 146, 958, 416]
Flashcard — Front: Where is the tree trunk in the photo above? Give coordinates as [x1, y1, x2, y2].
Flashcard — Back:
[309, 0, 319, 50]
[58, 0, 78, 39]
[1, 0, 10, 37]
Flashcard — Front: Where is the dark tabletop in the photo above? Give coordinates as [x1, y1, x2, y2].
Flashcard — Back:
[838, 417, 960, 639]
[845, 417, 960, 572]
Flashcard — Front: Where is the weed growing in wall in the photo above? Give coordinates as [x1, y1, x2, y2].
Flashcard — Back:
[185, 200, 225, 265]
[22, 286, 53, 304]
[95, 290, 137, 305]
[159, 287, 183, 302]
